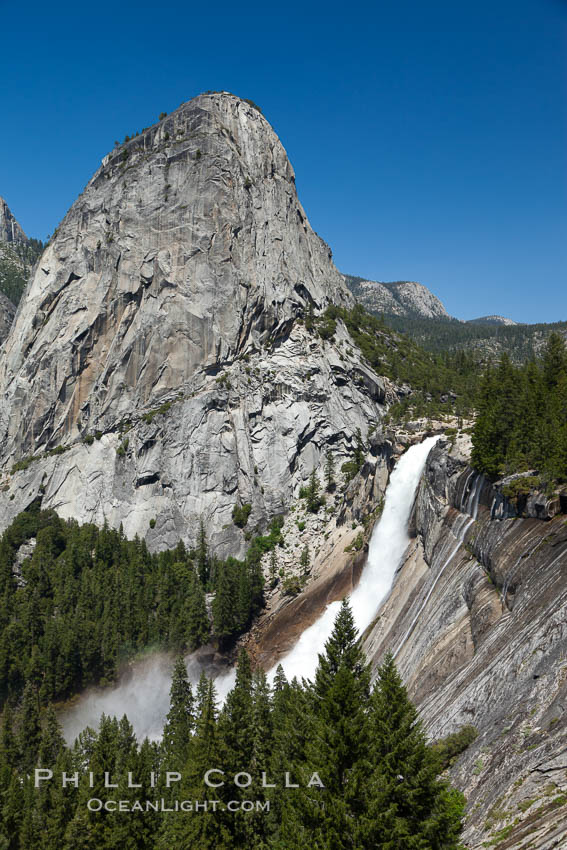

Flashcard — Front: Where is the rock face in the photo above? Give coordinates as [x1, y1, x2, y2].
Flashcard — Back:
[362, 441, 567, 850]
[467, 314, 518, 326]
[0, 196, 27, 245]
[0, 92, 391, 554]
[344, 274, 450, 319]
[0, 197, 32, 323]
[243, 433, 567, 849]
[0, 290, 15, 344]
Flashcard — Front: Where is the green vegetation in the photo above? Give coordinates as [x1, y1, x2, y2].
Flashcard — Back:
[324, 450, 336, 491]
[282, 575, 304, 596]
[314, 304, 479, 422]
[341, 427, 367, 483]
[0, 502, 210, 707]
[0, 239, 44, 305]
[341, 274, 567, 364]
[142, 400, 173, 424]
[0, 504, 284, 708]
[299, 469, 325, 512]
[11, 444, 70, 475]
[471, 333, 567, 484]
[231, 502, 252, 528]
[345, 531, 364, 552]
[212, 516, 283, 648]
[0, 597, 465, 847]
[116, 437, 129, 457]
[432, 724, 479, 770]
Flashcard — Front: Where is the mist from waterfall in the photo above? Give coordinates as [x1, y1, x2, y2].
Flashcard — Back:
[61, 436, 439, 743]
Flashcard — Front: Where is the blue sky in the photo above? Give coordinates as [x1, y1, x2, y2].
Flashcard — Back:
[1, 0, 565, 323]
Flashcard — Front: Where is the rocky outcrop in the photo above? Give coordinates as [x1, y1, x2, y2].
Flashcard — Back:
[0, 196, 27, 245]
[467, 315, 518, 326]
[0, 92, 391, 555]
[362, 441, 567, 850]
[344, 274, 450, 319]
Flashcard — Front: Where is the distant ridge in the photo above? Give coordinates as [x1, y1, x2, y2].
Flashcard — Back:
[343, 274, 449, 319]
[467, 314, 518, 326]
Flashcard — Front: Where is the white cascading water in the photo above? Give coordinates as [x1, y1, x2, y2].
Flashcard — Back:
[266, 434, 441, 684]
[62, 435, 440, 742]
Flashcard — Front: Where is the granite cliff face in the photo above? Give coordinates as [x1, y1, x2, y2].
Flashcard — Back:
[0, 198, 30, 333]
[243, 431, 566, 850]
[361, 441, 567, 850]
[344, 274, 450, 319]
[0, 92, 391, 554]
[0, 196, 27, 246]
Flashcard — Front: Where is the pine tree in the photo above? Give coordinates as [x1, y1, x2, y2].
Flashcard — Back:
[212, 561, 236, 649]
[19, 682, 42, 772]
[196, 517, 209, 587]
[354, 427, 366, 470]
[218, 649, 254, 774]
[280, 601, 371, 848]
[306, 469, 322, 513]
[314, 598, 369, 699]
[39, 706, 66, 766]
[269, 549, 278, 588]
[186, 569, 210, 649]
[300, 544, 310, 576]
[542, 331, 567, 391]
[361, 652, 465, 849]
[324, 451, 336, 492]
[162, 656, 194, 766]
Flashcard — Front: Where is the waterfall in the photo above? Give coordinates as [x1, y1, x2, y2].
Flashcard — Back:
[266, 435, 441, 684]
[61, 435, 440, 742]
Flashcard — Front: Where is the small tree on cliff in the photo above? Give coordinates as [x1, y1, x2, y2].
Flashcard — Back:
[305, 470, 323, 513]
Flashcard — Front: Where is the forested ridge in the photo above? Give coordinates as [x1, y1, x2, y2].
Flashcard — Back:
[0, 502, 275, 709]
[0, 602, 466, 849]
[381, 313, 567, 362]
[471, 332, 567, 485]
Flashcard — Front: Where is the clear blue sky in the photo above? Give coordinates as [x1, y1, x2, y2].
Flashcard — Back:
[1, 0, 565, 322]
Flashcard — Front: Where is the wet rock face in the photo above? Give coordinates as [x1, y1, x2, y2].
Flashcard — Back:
[0, 92, 389, 555]
[363, 442, 567, 850]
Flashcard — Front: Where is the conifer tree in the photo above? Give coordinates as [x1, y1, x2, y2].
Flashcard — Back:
[306, 469, 322, 513]
[269, 548, 278, 587]
[162, 656, 194, 766]
[212, 561, 236, 648]
[324, 451, 336, 492]
[185, 569, 210, 649]
[196, 517, 209, 587]
[300, 544, 310, 576]
[19, 682, 41, 772]
[361, 652, 465, 849]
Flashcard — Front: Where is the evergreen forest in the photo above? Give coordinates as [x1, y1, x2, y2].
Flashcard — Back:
[0, 601, 466, 849]
[471, 332, 567, 484]
[0, 502, 275, 709]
